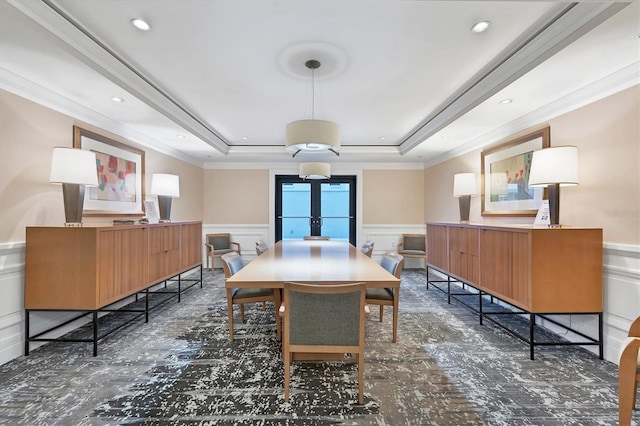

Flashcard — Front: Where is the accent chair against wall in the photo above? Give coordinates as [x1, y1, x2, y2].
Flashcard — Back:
[205, 233, 240, 270]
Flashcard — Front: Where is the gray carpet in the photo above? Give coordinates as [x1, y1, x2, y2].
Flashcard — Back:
[0, 268, 634, 425]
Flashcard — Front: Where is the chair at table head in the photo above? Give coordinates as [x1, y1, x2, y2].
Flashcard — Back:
[255, 240, 268, 256]
[205, 233, 241, 270]
[360, 241, 374, 257]
[619, 315, 640, 425]
[365, 251, 404, 343]
[281, 281, 367, 405]
[303, 235, 330, 240]
[221, 252, 277, 341]
[397, 233, 426, 269]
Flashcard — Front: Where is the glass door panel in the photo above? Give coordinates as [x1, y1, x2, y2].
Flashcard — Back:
[320, 183, 351, 241]
[280, 182, 311, 240]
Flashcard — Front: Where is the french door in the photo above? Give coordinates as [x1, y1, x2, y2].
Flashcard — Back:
[275, 175, 356, 245]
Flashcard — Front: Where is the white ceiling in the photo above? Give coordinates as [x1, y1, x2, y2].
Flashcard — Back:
[1, 1, 638, 168]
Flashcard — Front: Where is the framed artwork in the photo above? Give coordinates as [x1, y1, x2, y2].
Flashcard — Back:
[481, 127, 550, 217]
[73, 126, 145, 216]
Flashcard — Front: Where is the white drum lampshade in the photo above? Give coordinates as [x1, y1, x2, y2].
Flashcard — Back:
[49, 147, 98, 225]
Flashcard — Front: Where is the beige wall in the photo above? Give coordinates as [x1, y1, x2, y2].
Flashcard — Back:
[203, 169, 269, 224]
[0, 90, 204, 243]
[363, 169, 425, 224]
[424, 85, 640, 244]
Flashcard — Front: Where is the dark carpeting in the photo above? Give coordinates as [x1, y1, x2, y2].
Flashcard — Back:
[0, 268, 633, 425]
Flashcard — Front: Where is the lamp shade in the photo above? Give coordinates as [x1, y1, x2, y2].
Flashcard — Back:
[49, 147, 98, 186]
[150, 173, 180, 197]
[528, 146, 579, 187]
[453, 173, 477, 197]
[299, 162, 331, 180]
[286, 120, 340, 154]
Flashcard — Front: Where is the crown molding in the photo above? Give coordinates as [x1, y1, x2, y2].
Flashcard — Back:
[0, 68, 206, 168]
[422, 63, 639, 169]
[400, 1, 630, 155]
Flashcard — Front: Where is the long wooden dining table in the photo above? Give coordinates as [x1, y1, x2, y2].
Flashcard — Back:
[225, 239, 400, 342]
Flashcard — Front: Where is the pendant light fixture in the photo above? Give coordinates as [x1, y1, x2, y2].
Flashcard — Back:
[299, 162, 331, 180]
[286, 60, 340, 157]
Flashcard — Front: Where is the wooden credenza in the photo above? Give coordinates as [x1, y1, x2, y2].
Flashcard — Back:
[426, 222, 603, 358]
[24, 221, 202, 354]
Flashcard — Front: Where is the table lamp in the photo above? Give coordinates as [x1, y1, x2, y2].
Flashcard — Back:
[528, 146, 579, 227]
[453, 173, 477, 222]
[151, 173, 180, 221]
[49, 147, 98, 226]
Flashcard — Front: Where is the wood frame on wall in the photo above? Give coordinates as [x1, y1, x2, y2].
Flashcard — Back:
[481, 127, 550, 217]
[73, 126, 145, 216]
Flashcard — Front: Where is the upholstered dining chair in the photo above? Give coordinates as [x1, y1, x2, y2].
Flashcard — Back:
[365, 252, 404, 343]
[303, 235, 330, 240]
[255, 240, 268, 256]
[205, 233, 240, 270]
[221, 252, 279, 341]
[619, 315, 640, 426]
[280, 281, 367, 405]
[397, 234, 426, 269]
[360, 241, 374, 257]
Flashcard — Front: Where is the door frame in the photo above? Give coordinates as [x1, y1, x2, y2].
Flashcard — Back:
[275, 175, 356, 244]
[269, 168, 363, 247]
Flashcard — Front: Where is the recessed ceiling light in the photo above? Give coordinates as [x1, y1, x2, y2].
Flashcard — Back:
[471, 20, 490, 33]
[111, 97, 124, 103]
[176, 134, 185, 139]
[241, 136, 249, 140]
[441, 135, 449, 140]
[499, 98, 513, 104]
[131, 18, 151, 31]
[378, 136, 386, 140]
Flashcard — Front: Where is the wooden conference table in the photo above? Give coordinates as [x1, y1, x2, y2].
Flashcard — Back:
[226, 239, 401, 341]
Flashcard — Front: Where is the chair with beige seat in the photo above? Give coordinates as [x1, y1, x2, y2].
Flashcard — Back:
[205, 233, 241, 270]
[365, 252, 404, 343]
[397, 233, 426, 269]
[619, 315, 640, 426]
[255, 240, 268, 256]
[360, 241, 374, 257]
[280, 281, 367, 404]
[221, 252, 279, 341]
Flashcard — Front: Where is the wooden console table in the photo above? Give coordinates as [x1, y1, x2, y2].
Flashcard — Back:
[426, 222, 603, 359]
[24, 221, 202, 356]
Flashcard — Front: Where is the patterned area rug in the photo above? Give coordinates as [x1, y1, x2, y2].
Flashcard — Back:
[0, 269, 632, 425]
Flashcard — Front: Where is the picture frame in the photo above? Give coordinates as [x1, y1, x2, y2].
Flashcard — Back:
[481, 127, 550, 217]
[73, 126, 145, 216]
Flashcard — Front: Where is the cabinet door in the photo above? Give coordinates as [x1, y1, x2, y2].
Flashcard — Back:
[98, 228, 148, 305]
[98, 230, 118, 305]
[148, 225, 182, 283]
[426, 224, 448, 271]
[119, 228, 148, 295]
[148, 226, 168, 283]
[480, 229, 513, 299]
[448, 226, 479, 285]
[480, 229, 531, 310]
[181, 223, 202, 269]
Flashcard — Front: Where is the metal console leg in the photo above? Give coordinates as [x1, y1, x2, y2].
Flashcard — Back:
[25, 310, 30, 356]
[529, 313, 535, 360]
[93, 311, 98, 357]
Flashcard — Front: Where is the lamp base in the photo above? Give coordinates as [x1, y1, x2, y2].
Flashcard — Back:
[157, 196, 173, 221]
[458, 195, 471, 222]
[548, 183, 560, 227]
[62, 183, 86, 225]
